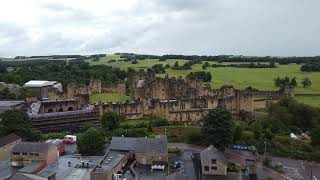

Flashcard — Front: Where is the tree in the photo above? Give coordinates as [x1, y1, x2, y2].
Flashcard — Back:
[233, 124, 243, 143]
[302, 78, 312, 88]
[172, 61, 180, 70]
[290, 77, 297, 87]
[0, 110, 31, 137]
[311, 126, 320, 146]
[201, 108, 234, 150]
[100, 112, 121, 130]
[274, 77, 281, 87]
[77, 127, 105, 155]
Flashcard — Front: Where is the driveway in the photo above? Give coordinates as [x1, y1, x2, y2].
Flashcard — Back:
[169, 150, 197, 180]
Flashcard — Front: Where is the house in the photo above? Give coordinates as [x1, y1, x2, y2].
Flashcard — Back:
[24, 80, 62, 99]
[110, 135, 168, 165]
[200, 145, 227, 176]
[0, 101, 25, 113]
[0, 133, 21, 160]
[11, 142, 58, 168]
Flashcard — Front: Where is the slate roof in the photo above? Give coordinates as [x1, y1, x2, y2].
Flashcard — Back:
[200, 145, 225, 161]
[110, 136, 167, 154]
[0, 133, 21, 147]
[0, 101, 24, 107]
[12, 142, 53, 154]
[24, 80, 56, 88]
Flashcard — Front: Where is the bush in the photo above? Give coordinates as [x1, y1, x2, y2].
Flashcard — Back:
[150, 119, 169, 127]
[227, 162, 241, 173]
[112, 128, 148, 137]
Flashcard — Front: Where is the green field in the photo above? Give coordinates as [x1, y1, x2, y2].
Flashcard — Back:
[90, 92, 129, 103]
[88, 55, 320, 106]
[294, 95, 320, 108]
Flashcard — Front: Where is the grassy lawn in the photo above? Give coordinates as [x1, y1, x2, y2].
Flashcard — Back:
[294, 95, 320, 108]
[153, 125, 201, 136]
[164, 63, 320, 94]
[120, 119, 146, 126]
[90, 92, 129, 103]
[88, 55, 320, 107]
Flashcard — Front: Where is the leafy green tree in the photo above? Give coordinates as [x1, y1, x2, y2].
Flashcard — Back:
[100, 112, 120, 130]
[302, 78, 312, 88]
[77, 127, 105, 155]
[0, 110, 31, 136]
[172, 61, 180, 70]
[201, 108, 234, 150]
[311, 126, 320, 146]
[233, 124, 243, 143]
[290, 77, 297, 87]
[274, 77, 281, 87]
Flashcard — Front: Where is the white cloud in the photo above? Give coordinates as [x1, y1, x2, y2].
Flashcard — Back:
[0, 0, 319, 57]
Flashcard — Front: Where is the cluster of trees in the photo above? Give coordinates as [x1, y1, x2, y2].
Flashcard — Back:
[0, 110, 42, 141]
[129, 53, 320, 64]
[0, 60, 127, 85]
[274, 77, 312, 88]
[186, 71, 212, 82]
[172, 59, 202, 70]
[0, 88, 34, 100]
[274, 77, 297, 87]
[211, 62, 276, 68]
[300, 61, 320, 72]
[151, 64, 166, 73]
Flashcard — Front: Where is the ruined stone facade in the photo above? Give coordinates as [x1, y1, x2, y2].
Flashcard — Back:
[66, 80, 101, 98]
[97, 70, 255, 122]
[102, 81, 126, 93]
[0, 82, 21, 94]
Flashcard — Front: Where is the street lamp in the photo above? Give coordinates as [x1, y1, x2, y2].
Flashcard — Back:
[263, 141, 267, 160]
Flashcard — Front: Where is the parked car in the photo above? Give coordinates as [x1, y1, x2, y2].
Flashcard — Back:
[151, 164, 165, 171]
[172, 161, 183, 169]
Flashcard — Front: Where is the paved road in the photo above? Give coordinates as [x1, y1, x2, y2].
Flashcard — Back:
[169, 150, 197, 180]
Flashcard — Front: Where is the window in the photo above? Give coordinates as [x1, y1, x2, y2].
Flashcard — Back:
[29, 153, 34, 156]
[212, 159, 216, 164]
[35, 153, 39, 156]
[13, 152, 20, 155]
[22, 153, 27, 155]
[211, 166, 217, 170]
[204, 166, 209, 171]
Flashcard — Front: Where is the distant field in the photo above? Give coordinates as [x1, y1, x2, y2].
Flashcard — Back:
[294, 95, 320, 108]
[90, 92, 129, 103]
[88, 55, 320, 107]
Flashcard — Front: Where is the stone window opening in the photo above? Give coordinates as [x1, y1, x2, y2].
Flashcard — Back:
[204, 166, 209, 171]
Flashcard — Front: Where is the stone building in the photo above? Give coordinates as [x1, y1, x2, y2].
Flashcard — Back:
[0, 82, 21, 94]
[28, 97, 99, 132]
[66, 80, 101, 97]
[90, 135, 168, 180]
[11, 142, 58, 167]
[200, 145, 227, 176]
[0, 133, 21, 160]
[24, 80, 63, 99]
[110, 135, 168, 165]
[0, 101, 25, 113]
[102, 81, 126, 93]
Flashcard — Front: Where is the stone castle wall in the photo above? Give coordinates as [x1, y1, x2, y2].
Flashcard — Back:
[102, 82, 126, 93]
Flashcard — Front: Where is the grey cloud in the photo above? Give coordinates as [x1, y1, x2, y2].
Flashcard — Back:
[0, 0, 320, 57]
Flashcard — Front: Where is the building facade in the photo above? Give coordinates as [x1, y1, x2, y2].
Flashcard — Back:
[0, 134, 21, 160]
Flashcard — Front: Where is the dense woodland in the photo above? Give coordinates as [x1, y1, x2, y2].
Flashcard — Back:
[119, 53, 320, 64]
[300, 61, 320, 72]
[0, 60, 127, 85]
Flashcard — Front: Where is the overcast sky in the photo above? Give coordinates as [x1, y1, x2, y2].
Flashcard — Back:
[0, 0, 320, 57]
